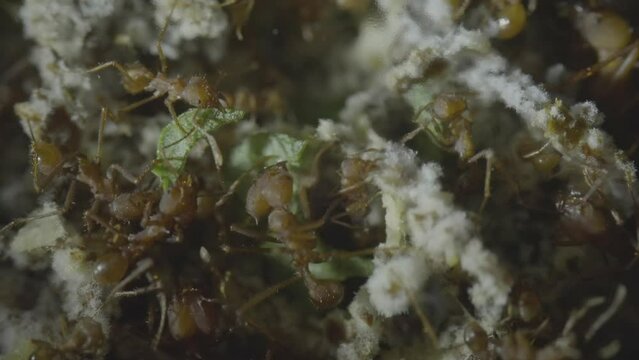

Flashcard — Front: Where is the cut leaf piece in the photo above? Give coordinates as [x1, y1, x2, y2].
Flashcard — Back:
[152, 108, 245, 189]
[228, 132, 313, 173]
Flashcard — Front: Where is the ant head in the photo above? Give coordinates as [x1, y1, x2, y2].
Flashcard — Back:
[168, 288, 218, 340]
[432, 93, 467, 120]
[159, 174, 198, 220]
[183, 76, 216, 108]
[32, 141, 63, 177]
[340, 157, 375, 180]
[268, 208, 297, 233]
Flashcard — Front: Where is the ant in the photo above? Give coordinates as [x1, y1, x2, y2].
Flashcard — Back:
[336, 156, 378, 220]
[232, 163, 381, 313]
[568, 4, 639, 86]
[1, 107, 119, 235]
[515, 136, 562, 179]
[2, 109, 226, 349]
[452, 0, 528, 39]
[86, 3, 232, 167]
[166, 287, 220, 340]
[28, 317, 106, 360]
[403, 93, 475, 160]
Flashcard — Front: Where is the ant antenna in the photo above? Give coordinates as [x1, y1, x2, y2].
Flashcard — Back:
[24, 118, 42, 192]
[406, 287, 439, 349]
[236, 274, 302, 316]
[157, 0, 178, 74]
[96, 107, 109, 165]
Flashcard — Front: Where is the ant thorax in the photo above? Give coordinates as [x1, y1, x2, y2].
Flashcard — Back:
[147, 73, 185, 102]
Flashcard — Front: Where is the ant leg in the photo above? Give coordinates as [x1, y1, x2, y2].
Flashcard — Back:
[24, 119, 42, 192]
[468, 149, 494, 213]
[107, 164, 141, 185]
[582, 172, 607, 204]
[317, 247, 380, 262]
[85, 212, 127, 238]
[402, 102, 432, 144]
[401, 126, 424, 144]
[570, 40, 639, 83]
[191, 117, 224, 170]
[107, 258, 154, 299]
[106, 161, 158, 186]
[337, 180, 367, 196]
[406, 287, 439, 348]
[296, 217, 326, 233]
[294, 199, 343, 233]
[236, 274, 302, 316]
[216, 172, 249, 208]
[584, 285, 627, 341]
[229, 224, 269, 241]
[453, 0, 473, 20]
[218, 0, 239, 6]
[60, 179, 77, 214]
[0, 180, 77, 236]
[148, 272, 167, 349]
[330, 213, 359, 229]
[611, 43, 639, 83]
[114, 283, 162, 298]
[87, 61, 136, 84]
[521, 142, 550, 159]
[118, 93, 163, 114]
[96, 107, 109, 164]
[299, 186, 311, 219]
[221, 245, 280, 255]
[164, 98, 189, 134]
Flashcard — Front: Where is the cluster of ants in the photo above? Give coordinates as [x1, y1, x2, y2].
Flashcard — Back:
[7, 127, 383, 358]
[9, 0, 639, 358]
[0, 5, 366, 358]
[4, 69, 383, 358]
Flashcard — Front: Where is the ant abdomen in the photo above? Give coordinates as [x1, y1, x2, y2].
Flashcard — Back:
[168, 289, 218, 340]
[304, 274, 344, 309]
[517, 290, 542, 324]
[32, 142, 63, 176]
[168, 294, 199, 340]
[93, 251, 129, 284]
[464, 321, 489, 355]
[495, 1, 527, 40]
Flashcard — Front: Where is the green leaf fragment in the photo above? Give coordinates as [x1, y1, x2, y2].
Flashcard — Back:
[229, 132, 312, 173]
[308, 257, 374, 281]
[152, 107, 245, 188]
